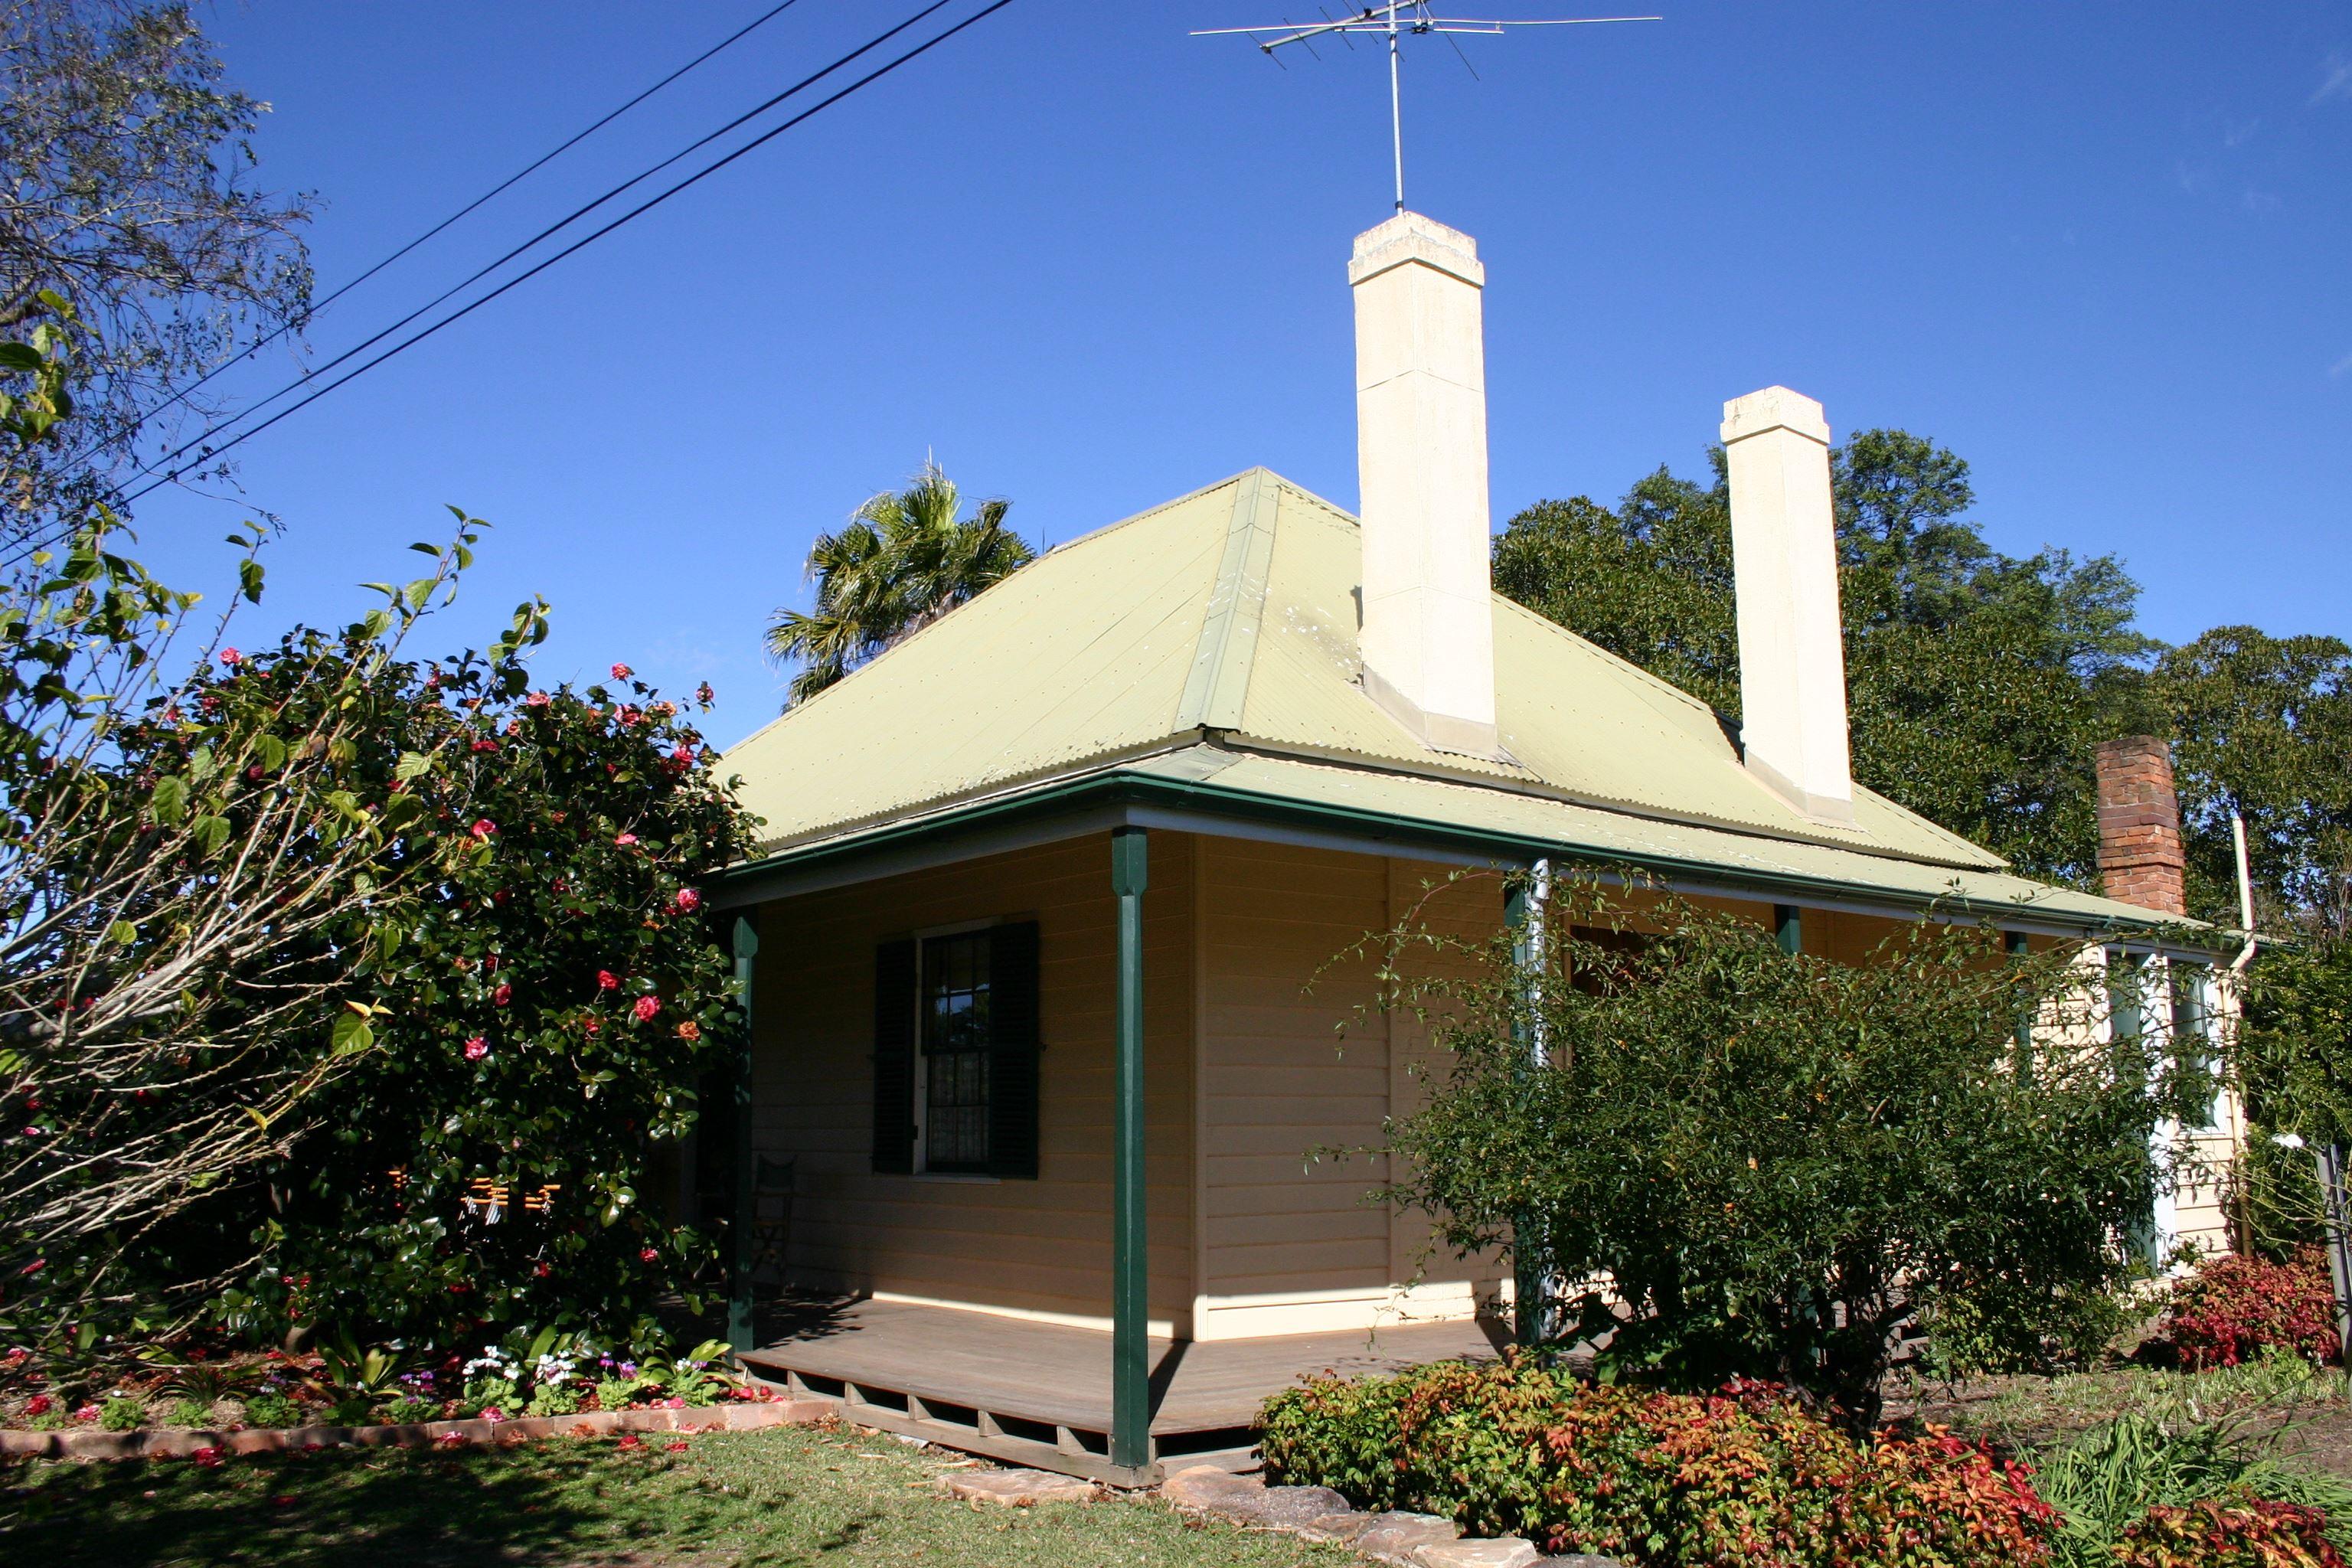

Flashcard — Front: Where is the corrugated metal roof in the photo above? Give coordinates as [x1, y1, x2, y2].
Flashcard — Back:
[726, 468, 2160, 920]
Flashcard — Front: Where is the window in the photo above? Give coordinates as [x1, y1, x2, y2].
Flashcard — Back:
[871, 921, 1040, 1180]
[2171, 963, 2219, 1131]
[920, 932, 993, 1172]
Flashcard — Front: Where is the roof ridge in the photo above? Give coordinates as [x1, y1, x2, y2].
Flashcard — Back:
[1174, 469, 1280, 730]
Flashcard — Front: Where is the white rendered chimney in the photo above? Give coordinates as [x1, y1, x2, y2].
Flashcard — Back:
[1350, 212, 1501, 759]
[1720, 386, 1855, 823]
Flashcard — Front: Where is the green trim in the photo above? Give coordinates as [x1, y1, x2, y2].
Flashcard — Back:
[1109, 828, 1150, 1470]
[714, 766, 2221, 951]
[1174, 471, 1278, 731]
[727, 914, 760, 1354]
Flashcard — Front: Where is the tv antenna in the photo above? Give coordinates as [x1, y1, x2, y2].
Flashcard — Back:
[1194, 5, 1658, 214]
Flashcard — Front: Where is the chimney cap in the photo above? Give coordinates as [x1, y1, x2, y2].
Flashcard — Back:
[1722, 386, 1831, 447]
[1348, 210, 1484, 289]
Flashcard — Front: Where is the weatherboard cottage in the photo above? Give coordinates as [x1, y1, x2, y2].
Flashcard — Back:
[702, 212, 2242, 1485]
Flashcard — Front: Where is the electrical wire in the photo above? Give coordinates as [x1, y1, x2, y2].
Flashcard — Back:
[122, 0, 1018, 505]
[126, 0, 812, 434]
[129, 0, 975, 495]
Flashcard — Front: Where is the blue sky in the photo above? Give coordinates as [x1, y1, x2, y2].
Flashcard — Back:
[132, 1, 2351, 747]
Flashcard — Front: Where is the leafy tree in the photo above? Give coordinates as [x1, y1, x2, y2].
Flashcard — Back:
[764, 459, 1031, 707]
[1492, 433, 2150, 883]
[2153, 627, 2352, 933]
[1367, 874, 2190, 1428]
[0, 0, 314, 539]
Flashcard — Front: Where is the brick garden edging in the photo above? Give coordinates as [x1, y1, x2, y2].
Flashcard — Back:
[0, 1393, 837, 1462]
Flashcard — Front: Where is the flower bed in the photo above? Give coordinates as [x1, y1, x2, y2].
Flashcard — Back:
[0, 1390, 830, 1462]
[1259, 1358, 2053, 1567]
[1, 1334, 771, 1447]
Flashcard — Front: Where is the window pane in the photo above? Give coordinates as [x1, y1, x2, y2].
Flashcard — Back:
[921, 932, 992, 1169]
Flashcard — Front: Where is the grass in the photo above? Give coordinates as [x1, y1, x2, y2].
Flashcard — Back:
[0, 1422, 1359, 1568]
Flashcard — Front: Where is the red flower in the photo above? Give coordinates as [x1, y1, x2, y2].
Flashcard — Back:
[632, 995, 660, 1023]
[470, 738, 498, 753]
[614, 833, 639, 848]
[470, 819, 495, 840]
[24, 1393, 50, 1416]
[616, 1432, 643, 1450]
[493, 984, 512, 1008]
[191, 1445, 224, 1468]
[665, 1439, 689, 1452]
[525, 690, 550, 707]
[582, 1016, 601, 1036]
[534, 1262, 551, 1278]
[598, 970, 620, 990]
[673, 887, 702, 913]
[217, 648, 240, 666]
[464, 1037, 488, 1061]
[610, 662, 632, 681]
[695, 681, 714, 705]
[639, 1246, 659, 1263]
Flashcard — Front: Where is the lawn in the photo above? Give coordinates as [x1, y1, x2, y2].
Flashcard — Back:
[0, 1421, 1356, 1568]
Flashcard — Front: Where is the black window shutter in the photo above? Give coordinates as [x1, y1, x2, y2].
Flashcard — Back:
[871, 939, 916, 1174]
[988, 920, 1041, 1179]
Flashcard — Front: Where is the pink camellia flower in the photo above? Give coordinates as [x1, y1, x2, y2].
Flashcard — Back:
[469, 819, 495, 840]
[664, 1396, 685, 1410]
[479, 1407, 505, 1423]
[24, 1393, 50, 1416]
[609, 662, 632, 681]
[614, 833, 639, 848]
[616, 1432, 643, 1450]
[217, 648, 240, 666]
[673, 887, 701, 913]
[665, 1439, 688, 1452]
[492, 984, 512, 1008]
[463, 1037, 488, 1061]
[675, 1021, 701, 1044]
[695, 681, 714, 705]
[582, 1016, 601, 1036]
[192, 1445, 224, 1468]
[470, 738, 498, 753]
[639, 1246, 658, 1263]
[525, 690, 550, 707]
[670, 744, 694, 764]
[632, 995, 660, 1024]
[597, 970, 620, 991]
[74, 1403, 100, 1422]
[21, 1126, 40, 1138]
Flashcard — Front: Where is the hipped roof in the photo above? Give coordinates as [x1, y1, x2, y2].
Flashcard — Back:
[723, 469, 2190, 934]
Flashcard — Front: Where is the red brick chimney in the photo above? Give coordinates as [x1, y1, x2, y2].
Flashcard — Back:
[2094, 736, 2187, 916]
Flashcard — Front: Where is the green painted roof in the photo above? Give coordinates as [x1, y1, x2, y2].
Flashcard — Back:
[724, 469, 2181, 929]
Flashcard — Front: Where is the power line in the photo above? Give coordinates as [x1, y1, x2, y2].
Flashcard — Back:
[133, 0, 965, 491]
[122, 0, 1019, 505]
[129, 0, 812, 435]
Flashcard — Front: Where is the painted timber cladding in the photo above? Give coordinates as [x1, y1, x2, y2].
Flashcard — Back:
[751, 835, 1197, 1334]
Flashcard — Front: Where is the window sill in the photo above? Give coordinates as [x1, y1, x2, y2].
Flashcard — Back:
[904, 1171, 1001, 1184]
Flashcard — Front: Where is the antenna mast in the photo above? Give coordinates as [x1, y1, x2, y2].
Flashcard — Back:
[1194, 5, 1658, 214]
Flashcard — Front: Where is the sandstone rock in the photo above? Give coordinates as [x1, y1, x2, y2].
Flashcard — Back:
[1302, 1512, 1376, 1544]
[946, 1468, 1097, 1506]
[1158, 1465, 1353, 1529]
[1351, 1510, 1463, 1563]
[1414, 1539, 1539, 1568]
[1159, 1464, 1264, 1512]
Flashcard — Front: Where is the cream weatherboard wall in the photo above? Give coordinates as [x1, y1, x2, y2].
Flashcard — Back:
[749, 834, 1197, 1336]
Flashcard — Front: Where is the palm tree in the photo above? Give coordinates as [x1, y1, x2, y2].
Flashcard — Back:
[766, 462, 1034, 708]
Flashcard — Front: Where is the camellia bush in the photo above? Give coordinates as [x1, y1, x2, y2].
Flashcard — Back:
[0, 299, 760, 1370]
[1363, 873, 2200, 1426]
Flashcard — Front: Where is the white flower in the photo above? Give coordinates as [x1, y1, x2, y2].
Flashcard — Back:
[2274, 1132, 2308, 1150]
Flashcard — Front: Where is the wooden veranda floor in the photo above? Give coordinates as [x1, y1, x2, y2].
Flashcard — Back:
[737, 1297, 1506, 1484]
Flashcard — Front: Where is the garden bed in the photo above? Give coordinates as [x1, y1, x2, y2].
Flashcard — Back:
[0, 1390, 833, 1462]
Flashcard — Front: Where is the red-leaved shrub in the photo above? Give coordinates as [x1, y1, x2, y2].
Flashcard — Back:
[2113, 1493, 2347, 1568]
[2157, 1250, 2341, 1369]
[1259, 1357, 2056, 1567]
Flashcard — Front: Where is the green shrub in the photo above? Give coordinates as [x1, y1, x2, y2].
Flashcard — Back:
[382, 1395, 439, 1426]
[1260, 1357, 2059, 1566]
[98, 1395, 145, 1431]
[593, 1377, 642, 1412]
[243, 1391, 302, 1429]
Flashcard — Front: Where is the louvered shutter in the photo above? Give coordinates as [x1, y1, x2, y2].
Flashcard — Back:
[871, 939, 916, 1174]
[987, 920, 1041, 1179]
